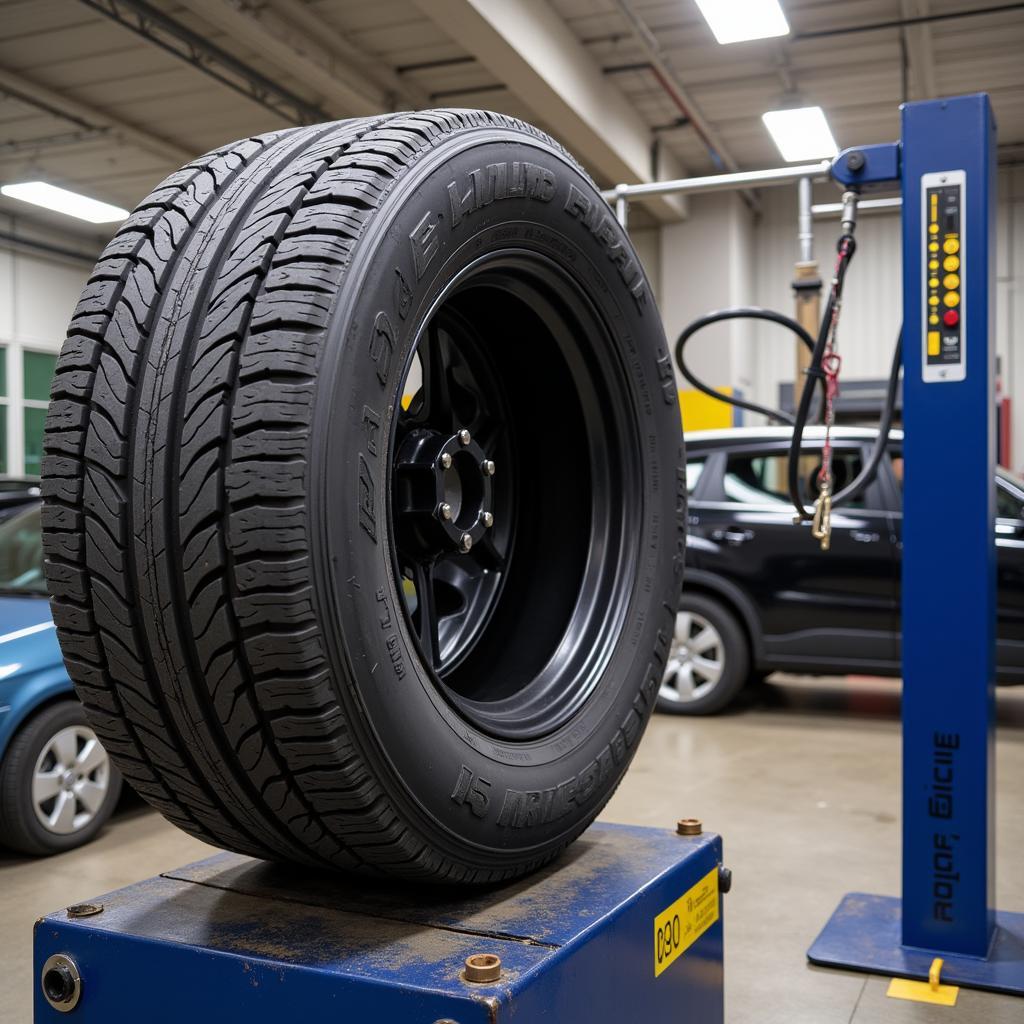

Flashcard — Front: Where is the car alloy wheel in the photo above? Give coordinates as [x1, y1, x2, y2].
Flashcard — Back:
[660, 611, 725, 704]
[31, 725, 111, 836]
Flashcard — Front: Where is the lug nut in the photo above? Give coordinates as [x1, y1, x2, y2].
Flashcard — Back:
[458, 429, 471, 446]
[482, 459, 495, 476]
[481, 511, 493, 528]
[440, 453, 453, 469]
[438, 502, 452, 521]
[460, 533, 473, 552]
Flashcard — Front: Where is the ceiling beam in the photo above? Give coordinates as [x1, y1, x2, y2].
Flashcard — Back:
[176, 0, 387, 118]
[409, 0, 686, 221]
[267, 0, 431, 109]
[0, 65, 191, 166]
[613, 0, 742, 177]
[81, 0, 329, 126]
[900, 0, 938, 100]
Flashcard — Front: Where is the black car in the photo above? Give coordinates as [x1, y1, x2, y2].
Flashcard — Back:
[661, 427, 1024, 714]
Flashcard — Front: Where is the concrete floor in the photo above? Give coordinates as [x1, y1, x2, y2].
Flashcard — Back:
[2, 675, 1022, 1023]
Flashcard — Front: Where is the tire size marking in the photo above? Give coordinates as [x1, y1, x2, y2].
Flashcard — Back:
[451, 765, 491, 818]
[375, 588, 406, 680]
[653, 868, 719, 978]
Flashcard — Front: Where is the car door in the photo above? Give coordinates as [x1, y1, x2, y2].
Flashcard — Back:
[994, 472, 1024, 678]
[884, 456, 1024, 680]
[689, 440, 899, 670]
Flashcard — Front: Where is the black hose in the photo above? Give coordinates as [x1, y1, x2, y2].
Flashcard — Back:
[674, 307, 822, 426]
[672, 231, 903, 521]
[786, 234, 857, 518]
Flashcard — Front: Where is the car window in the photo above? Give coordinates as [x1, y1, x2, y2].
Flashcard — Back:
[723, 449, 866, 508]
[686, 458, 705, 495]
[0, 503, 45, 594]
[892, 455, 1024, 521]
[996, 477, 1024, 520]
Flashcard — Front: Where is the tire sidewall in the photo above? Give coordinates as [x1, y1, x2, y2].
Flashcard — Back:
[311, 127, 685, 861]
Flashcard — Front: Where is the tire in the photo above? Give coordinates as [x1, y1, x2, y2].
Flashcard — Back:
[657, 594, 749, 715]
[42, 110, 685, 882]
[0, 700, 122, 855]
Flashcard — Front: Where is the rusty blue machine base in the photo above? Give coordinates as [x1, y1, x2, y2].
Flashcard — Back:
[808, 894, 1024, 996]
[34, 822, 724, 1022]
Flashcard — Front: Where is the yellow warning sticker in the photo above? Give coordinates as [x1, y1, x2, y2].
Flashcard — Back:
[653, 867, 719, 977]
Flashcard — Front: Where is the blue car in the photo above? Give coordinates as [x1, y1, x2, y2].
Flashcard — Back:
[0, 503, 120, 854]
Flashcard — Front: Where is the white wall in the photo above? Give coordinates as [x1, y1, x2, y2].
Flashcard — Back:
[658, 192, 755, 401]
[0, 215, 91, 476]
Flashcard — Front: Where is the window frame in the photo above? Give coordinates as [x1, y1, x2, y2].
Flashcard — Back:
[692, 438, 888, 513]
[0, 340, 62, 479]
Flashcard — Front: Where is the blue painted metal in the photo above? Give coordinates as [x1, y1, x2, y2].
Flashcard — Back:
[811, 94, 1024, 996]
[831, 142, 901, 188]
[0, 595, 72, 757]
[34, 822, 725, 1022]
[900, 93, 997, 957]
[809, 895, 1024, 996]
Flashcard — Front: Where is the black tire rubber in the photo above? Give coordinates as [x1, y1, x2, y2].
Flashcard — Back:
[656, 593, 749, 716]
[42, 110, 684, 881]
[0, 700, 122, 855]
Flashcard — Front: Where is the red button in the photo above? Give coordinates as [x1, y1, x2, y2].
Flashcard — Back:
[943, 309, 959, 327]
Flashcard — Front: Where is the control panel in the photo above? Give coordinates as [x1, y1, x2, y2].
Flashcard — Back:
[921, 170, 965, 382]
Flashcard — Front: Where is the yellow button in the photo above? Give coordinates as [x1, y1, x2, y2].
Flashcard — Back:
[943, 237, 960, 254]
[943, 273, 960, 290]
[929, 241, 939, 252]
[928, 295, 939, 306]
[928, 331, 941, 356]
[943, 255, 960, 272]
[929, 314, 940, 325]
[929, 277, 939, 289]
[929, 260, 939, 270]
[944, 291, 960, 307]
[929, 223, 939, 234]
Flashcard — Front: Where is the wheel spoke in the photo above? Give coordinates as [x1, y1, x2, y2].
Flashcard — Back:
[52, 728, 78, 768]
[417, 322, 455, 431]
[676, 663, 696, 699]
[690, 627, 719, 655]
[412, 561, 441, 669]
[675, 612, 692, 642]
[75, 737, 106, 777]
[691, 655, 722, 684]
[49, 790, 76, 833]
[33, 768, 63, 805]
[75, 779, 106, 815]
[470, 532, 506, 573]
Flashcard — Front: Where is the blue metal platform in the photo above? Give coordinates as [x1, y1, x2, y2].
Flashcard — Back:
[34, 822, 725, 1022]
[808, 894, 1024, 997]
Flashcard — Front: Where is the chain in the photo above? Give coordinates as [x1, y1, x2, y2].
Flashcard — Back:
[811, 235, 852, 551]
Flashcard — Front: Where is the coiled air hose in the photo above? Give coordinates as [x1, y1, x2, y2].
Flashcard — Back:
[673, 192, 903, 523]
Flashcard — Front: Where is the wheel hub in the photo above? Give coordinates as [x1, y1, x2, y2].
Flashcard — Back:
[395, 427, 495, 557]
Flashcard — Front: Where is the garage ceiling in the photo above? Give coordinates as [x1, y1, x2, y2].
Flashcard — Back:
[1, 0, 1022, 240]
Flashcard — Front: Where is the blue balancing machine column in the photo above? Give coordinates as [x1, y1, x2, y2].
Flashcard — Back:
[809, 93, 1024, 996]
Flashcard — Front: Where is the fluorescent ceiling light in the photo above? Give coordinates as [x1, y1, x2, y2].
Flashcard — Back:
[694, 0, 789, 44]
[762, 106, 839, 162]
[1, 181, 128, 223]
